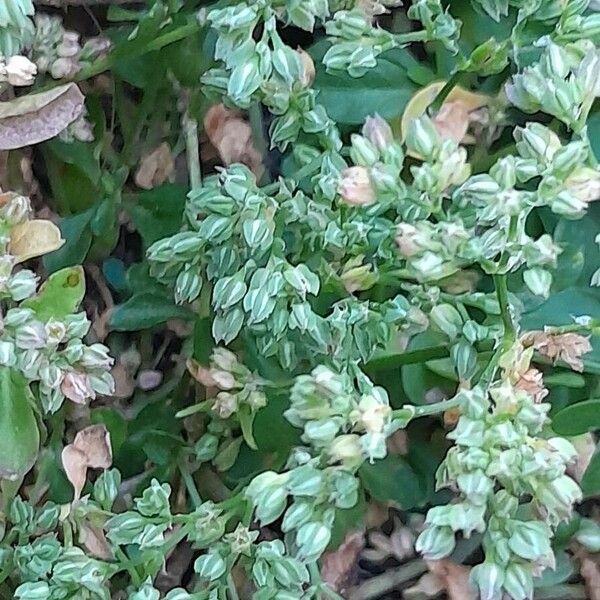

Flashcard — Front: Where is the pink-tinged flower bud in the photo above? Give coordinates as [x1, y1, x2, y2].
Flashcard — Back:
[362, 114, 393, 152]
[61, 371, 95, 405]
[338, 166, 376, 206]
[5, 56, 37, 86]
[564, 167, 600, 204]
[297, 48, 315, 87]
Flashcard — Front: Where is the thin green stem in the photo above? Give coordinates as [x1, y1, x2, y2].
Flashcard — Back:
[395, 394, 464, 419]
[493, 273, 515, 344]
[115, 547, 142, 587]
[367, 339, 494, 371]
[395, 30, 429, 45]
[179, 460, 202, 508]
[227, 573, 240, 600]
[431, 70, 465, 112]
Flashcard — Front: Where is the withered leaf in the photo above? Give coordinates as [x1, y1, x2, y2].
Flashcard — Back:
[321, 530, 364, 592]
[9, 219, 64, 263]
[0, 83, 85, 150]
[61, 424, 112, 504]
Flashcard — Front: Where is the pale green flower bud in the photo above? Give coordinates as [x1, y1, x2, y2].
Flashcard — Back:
[523, 268, 552, 298]
[415, 525, 455, 559]
[7, 270, 37, 301]
[15, 321, 46, 349]
[430, 303, 463, 339]
[470, 562, 504, 600]
[304, 419, 341, 444]
[564, 167, 600, 204]
[515, 123, 561, 163]
[350, 133, 379, 166]
[281, 501, 313, 532]
[508, 520, 552, 562]
[575, 518, 600, 552]
[94, 468, 121, 510]
[175, 268, 202, 304]
[194, 552, 226, 581]
[536, 475, 582, 521]
[457, 471, 494, 504]
[295, 521, 331, 561]
[550, 190, 587, 218]
[504, 563, 533, 600]
[406, 116, 438, 160]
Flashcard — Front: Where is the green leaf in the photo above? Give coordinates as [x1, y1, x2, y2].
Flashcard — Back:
[125, 184, 187, 248]
[238, 406, 258, 450]
[110, 292, 193, 331]
[581, 451, 600, 497]
[359, 455, 425, 509]
[311, 43, 431, 125]
[552, 400, 600, 436]
[22, 266, 85, 321]
[0, 367, 39, 481]
[43, 208, 94, 274]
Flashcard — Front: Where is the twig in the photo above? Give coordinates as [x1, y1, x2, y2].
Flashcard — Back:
[349, 559, 428, 600]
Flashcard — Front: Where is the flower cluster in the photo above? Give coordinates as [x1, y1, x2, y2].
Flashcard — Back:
[417, 345, 582, 599]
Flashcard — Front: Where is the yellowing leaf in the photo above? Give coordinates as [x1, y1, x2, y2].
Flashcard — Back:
[9, 219, 64, 263]
[400, 81, 489, 149]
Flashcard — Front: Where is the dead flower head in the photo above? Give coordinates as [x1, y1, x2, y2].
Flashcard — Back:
[515, 367, 549, 403]
[339, 166, 376, 206]
[522, 330, 592, 372]
[62, 424, 112, 504]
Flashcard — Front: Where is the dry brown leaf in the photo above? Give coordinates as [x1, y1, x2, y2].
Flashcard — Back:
[61, 424, 112, 503]
[134, 142, 175, 190]
[9, 219, 64, 263]
[362, 516, 415, 564]
[0, 83, 85, 150]
[580, 553, 600, 600]
[521, 330, 592, 372]
[79, 523, 113, 560]
[425, 559, 477, 600]
[204, 104, 263, 178]
[321, 530, 365, 592]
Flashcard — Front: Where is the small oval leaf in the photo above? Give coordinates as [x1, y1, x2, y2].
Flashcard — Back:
[552, 399, 600, 436]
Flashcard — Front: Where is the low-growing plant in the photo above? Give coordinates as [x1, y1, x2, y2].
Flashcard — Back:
[1, 0, 600, 599]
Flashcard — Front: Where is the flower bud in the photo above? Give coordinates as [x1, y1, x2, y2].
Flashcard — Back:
[470, 562, 504, 600]
[281, 500, 313, 532]
[328, 434, 363, 465]
[195, 433, 219, 462]
[338, 166, 376, 206]
[430, 303, 463, 340]
[362, 114, 393, 152]
[15, 321, 46, 349]
[523, 268, 552, 298]
[564, 167, 600, 204]
[415, 525, 455, 560]
[550, 190, 587, 218]
[297, 47, 315, 87]
[212, 392, 238, 418]
[194, 552, 226, 581]
[295, 521, 331, 561]
[406, 116, 438, 159]
[5, 56, 37, 86]
[350, 134, 380, 166]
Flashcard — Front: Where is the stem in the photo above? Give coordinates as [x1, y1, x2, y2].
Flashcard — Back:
[367, 339, 495, 371]
[179, 460, 202, 508]
[395, 394, 464, 419]
[431, 70, 464, 112]
[493, 273, 515, 344]
[227, 573, 240, 600]
[395, 30, 429, 45]
[72, 21, 201, 82]
[183, 111, 202, 190]
[115, 547, 142, 587]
